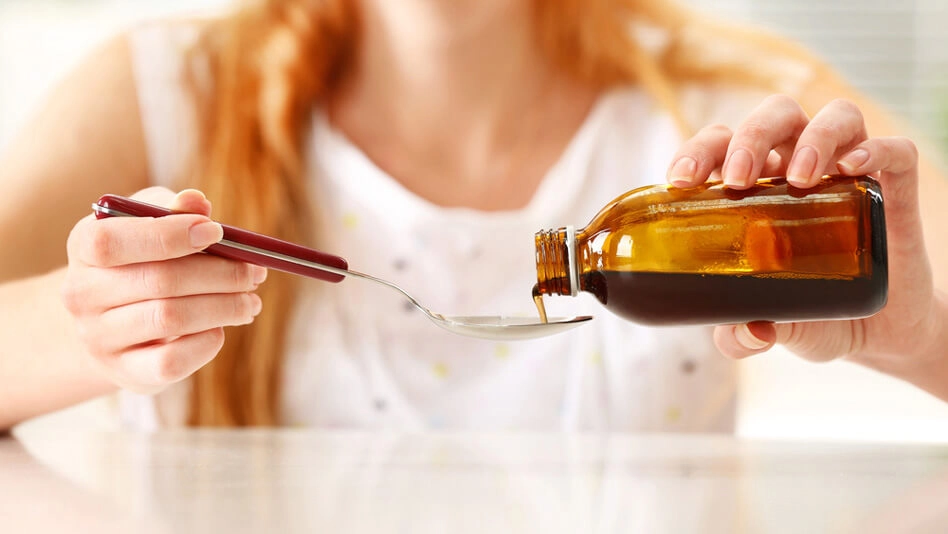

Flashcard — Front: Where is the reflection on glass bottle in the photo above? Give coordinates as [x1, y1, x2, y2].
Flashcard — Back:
[534, 176, 888, 325]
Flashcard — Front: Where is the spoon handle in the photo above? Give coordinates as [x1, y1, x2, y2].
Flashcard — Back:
[93, 194, 349, 283]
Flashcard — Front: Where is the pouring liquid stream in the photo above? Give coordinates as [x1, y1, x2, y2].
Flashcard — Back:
[532, 284, 549, 324]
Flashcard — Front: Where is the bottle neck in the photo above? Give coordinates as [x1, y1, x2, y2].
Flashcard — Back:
[534, 225, 578, 296]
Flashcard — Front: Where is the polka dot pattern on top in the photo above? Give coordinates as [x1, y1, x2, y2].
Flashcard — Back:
[123, 25, 752, 433]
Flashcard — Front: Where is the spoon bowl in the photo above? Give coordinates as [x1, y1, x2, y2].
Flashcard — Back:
[93, 195, 594, 341]
[433, 315, 593, 340]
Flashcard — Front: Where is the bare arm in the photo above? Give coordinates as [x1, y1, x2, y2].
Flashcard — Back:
[0, 36, 148, 427]
[0, 36, 150, 282]
[0, 35, 262, 430]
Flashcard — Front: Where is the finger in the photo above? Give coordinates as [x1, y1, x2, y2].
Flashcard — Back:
[88, 292, 262, 354]
[715, 321, 859, 362]
[713, 322, 777, 359]
[66, 255, 268, 312]
[118, 328, 226, 392]
[69, 212, 223, 267]
[836, 136, 919, 178]
[771, 322, 856, 362]
[760, 149, 790, 177]
[130, 186, 177, 206]
[129, 186, 212, 216]
[787, 98, 868, 187]
[837, 137, 922, 237]
[723, 95, 809, 189]
[667, 124, 732, 187]
[167, 189, 212, 217]
[838, 136, 927, 291]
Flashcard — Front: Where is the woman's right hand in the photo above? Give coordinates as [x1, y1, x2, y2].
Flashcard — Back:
[61, 187, 267, 394]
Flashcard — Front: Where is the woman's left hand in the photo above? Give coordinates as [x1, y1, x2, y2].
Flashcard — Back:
[666, 94, 942, 377]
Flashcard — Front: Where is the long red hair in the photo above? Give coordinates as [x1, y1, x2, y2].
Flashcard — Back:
[183, 0, 841, 426]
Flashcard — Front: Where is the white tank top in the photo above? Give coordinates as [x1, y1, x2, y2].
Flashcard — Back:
[123, 23, 773, 432]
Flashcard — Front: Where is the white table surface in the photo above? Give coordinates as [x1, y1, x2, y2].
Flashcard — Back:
[4, 428, 948, 534]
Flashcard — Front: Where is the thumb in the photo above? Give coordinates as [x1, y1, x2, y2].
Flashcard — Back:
[714, 321, 857, 362]
[129, 185, 176, 206]
[127, 187, 212, 217]
[168, 188, 213, 217]
[714, 322, 777, 359]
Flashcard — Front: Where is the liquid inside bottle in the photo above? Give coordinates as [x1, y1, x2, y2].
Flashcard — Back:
[534, 176, 888, 326]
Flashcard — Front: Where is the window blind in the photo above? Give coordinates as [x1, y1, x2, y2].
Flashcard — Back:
[684, 0, 948, 156]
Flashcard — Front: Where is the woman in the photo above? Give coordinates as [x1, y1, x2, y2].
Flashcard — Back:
[0, 0, 945, 430]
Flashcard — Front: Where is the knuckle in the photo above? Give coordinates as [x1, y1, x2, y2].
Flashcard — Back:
[701, 123, 732, 137]
[806, 121, 842, 140]
[66, 224, 84, 261]
[208, 328, 226, 353]
[150, 300, 184, 335]
[74, 321, 96, 349]
[762, 94, 808, 125]
[60, 278, 86, 314]
[895, 136, 919, 160]
[152, 229, 176, 259]
[829, 98, 862, 119]
[735, 120, 770, 143]
[877, 139, 895, 159]
[141, 266, 178, 297]
[235, 293, 253, 321]
[85, 224, 115, 266]
[74, 322, 111, 362]
[232, 262, 253, 289]
[763, 93, 797, 110]
[692, 124, 733, 152]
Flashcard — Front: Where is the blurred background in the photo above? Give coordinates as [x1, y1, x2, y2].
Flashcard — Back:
[2, 0, 948, 441]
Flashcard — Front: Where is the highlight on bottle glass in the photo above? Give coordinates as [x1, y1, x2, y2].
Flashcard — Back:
[534, 176, 888, 326]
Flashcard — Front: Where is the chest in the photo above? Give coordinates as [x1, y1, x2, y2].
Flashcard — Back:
[273, 91, 735, 431]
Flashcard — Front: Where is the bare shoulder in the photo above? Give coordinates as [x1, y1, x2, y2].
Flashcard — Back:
[0, 32, 149, 280]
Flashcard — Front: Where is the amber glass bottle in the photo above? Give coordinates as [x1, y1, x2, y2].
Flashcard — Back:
[534, 176, 888, 325]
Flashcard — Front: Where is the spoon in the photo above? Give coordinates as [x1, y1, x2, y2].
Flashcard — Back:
[92, 195, 592, 341]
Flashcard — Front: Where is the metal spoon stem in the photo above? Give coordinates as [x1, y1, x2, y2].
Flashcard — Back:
[220, 238, 444, 320]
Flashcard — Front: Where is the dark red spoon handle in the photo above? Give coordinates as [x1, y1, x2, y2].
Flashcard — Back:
[94, 194, 348, 283]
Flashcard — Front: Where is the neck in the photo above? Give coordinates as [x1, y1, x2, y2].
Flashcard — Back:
[329, 0, 597, 207]
[340, 0, 552, 142]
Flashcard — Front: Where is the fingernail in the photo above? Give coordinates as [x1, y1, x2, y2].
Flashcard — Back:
[668, 156, 697, 186]
[250, 294, 263, 316]
[723, 149, 752, 188]
[735, 324, 770, 351]
[253, 266, 268, 285]
[189, 221, 223, 248]
[837, 148, 870, 173]
[787, 146, 818, 186]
